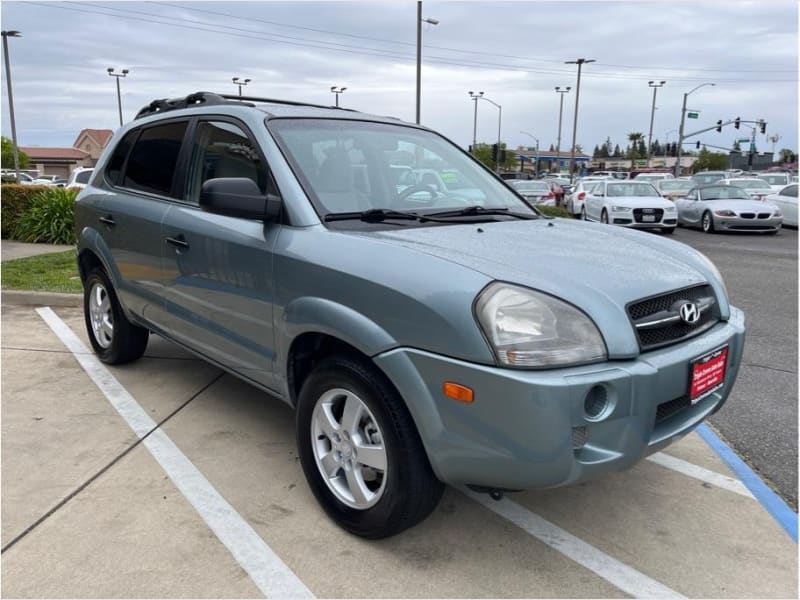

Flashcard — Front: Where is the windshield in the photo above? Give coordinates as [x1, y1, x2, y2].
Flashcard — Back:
[692, 172, 726, 185]
[730, 180, 771, 190]
[757, 174, 788, 186]
[511, 181, 549, 192]
[659, 180, 693, 191]
[606, 183, 659, 197]
[699, 186, 751, 201]
[269, 119, 535, 219]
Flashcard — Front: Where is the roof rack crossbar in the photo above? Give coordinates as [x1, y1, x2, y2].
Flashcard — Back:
[134, 91, 255, 120]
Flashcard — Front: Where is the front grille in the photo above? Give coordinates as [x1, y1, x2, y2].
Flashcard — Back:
[655, 396, 691, 424]
[730, 225, 774, 230]
[757, 213, 771, 219]
[628, 285, 719, 351]
[633, 208, 664, 223]
[740, 212, 755, 219]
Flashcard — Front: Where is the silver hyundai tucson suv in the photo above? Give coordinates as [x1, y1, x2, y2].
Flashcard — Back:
[75, 92, 745, 538]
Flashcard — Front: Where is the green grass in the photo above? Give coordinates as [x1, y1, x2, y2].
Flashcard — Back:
[536, 205, 572, 218]
[1, 251, 83, 294]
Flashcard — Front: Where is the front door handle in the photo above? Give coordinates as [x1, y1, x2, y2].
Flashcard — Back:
[165, 235, 190, 250]
[99, 215, 116, 227]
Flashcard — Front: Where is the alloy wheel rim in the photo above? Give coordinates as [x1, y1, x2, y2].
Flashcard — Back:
[703, 214, 711, 231]
[89, 282, 113, 348]
[311, 388, 387, 510]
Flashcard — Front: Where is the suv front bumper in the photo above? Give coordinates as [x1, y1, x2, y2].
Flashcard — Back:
[374, 306, 745, 490]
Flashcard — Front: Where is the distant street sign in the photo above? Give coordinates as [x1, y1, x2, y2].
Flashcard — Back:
[687, 112, 699, 119]
[738, 138, 750, 143]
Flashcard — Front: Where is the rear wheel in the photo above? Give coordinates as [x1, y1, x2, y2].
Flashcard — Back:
[580, 206, 587, 220]
[296, 355, 443, 538]
[83, 267, 149, 364]
[702, 211, 715, 234]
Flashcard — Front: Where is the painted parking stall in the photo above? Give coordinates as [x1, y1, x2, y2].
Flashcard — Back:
[0, 305, 796, 598]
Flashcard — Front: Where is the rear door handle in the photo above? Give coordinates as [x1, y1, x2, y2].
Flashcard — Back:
[165, 235, 190, 250]
[99, 215, 115, 227]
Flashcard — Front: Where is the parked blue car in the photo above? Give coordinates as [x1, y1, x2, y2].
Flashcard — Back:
[75, 92, 745, 538]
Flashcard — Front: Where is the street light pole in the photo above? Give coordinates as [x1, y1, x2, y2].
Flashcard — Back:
[555, 86, 570, 172]
[232, 76, 251, 97]
[521, 131, 539, 177]
[478, 96, 501, 171]
[675, 82, 715, 176]
[415, 2, 438, 124]
[107, 68, 129, 127]
[646, 80, 666, 167]
[468, 91, 483, 154]
[330, 86, 347, 107]
[2, 30, 21, 182]
[565, 58, 595, 182]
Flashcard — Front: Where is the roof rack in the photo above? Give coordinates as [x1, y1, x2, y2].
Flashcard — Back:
[134, 91, 360, 120]
[218, 93, 359, 113]
[134, 92, 255, 120]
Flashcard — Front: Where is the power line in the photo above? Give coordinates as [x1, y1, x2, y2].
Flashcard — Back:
[22, 2, 799, 83]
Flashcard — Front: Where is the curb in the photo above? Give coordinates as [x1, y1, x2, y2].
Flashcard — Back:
[2, 290, 82, 307]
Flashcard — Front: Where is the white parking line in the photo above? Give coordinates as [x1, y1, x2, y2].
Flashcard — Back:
[465, 490, 686, 599]
[36, 307, 314, 600]
[646, 452, 755, 499]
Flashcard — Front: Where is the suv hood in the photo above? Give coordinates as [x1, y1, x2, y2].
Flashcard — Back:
[348, 218, 727, 357]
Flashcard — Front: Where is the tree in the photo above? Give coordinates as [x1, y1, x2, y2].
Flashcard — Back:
[613, 144, 623, 158]
[779, 148, 796, 163]
[626, 132, 644, 159]
[1, 136, 29, 169]
[651, 139, 662, 157]
[472, 142, 517, 170]
[692, 148, 728, 172]
[593, 145, 601, 158]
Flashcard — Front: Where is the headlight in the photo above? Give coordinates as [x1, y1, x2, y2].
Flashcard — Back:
[714, 209, 736, 217]
[664, 205, 677, 212]
[475, 283, 607, 368]
[610, 205, 632, 212]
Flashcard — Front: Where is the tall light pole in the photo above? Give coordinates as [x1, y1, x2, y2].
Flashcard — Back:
[468, 91, 483, 153]
[675, 82, 715, 176]
[554, 86, 571, 172]
[478, 95, 501, 171]
[232, 76, 251, 97]
[646, 80, 666, 167]
[415, 1, 438, 124]
[565, 58, 595, 182]
[2, 30, 21, 182]
[520, 131, 540, 178]
[330, 86, 346, 107]
[107, 68, 129, 127]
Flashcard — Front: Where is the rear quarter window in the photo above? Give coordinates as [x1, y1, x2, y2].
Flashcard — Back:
[104, 130, 138, 186]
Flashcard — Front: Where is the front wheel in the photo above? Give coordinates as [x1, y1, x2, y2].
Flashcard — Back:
[661, 227, 675, 235]
[601, 209, 609, 224]
[296, 355, 444, 538]
[83, 267, 149, 364]
[702, 211, 715, 234]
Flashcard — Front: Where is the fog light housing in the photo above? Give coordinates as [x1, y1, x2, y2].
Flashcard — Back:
[584, 385, 609, 420]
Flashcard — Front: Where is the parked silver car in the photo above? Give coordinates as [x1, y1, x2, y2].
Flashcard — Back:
[74, 92, 745, 538]
[675, 184, 782, 233]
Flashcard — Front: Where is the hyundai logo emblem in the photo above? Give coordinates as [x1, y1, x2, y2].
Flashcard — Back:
[679, 301, 701, 325]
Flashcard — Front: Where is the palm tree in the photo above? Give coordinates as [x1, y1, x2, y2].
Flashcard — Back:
[627, 132, 644, 160]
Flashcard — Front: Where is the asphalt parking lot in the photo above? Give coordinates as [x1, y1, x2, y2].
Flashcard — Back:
[1, 227, 797, 598]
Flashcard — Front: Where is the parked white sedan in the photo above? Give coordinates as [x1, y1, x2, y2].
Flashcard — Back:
[583, 181, 677, 234]
[565, 177, 608, 217]
[764, 183, 797, 227]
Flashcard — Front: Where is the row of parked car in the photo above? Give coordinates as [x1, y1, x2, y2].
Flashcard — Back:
[0, 167, 94, 190]
[563, 170, 797, 233]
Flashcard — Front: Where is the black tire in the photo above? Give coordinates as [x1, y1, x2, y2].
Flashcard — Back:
[661, 227, 675, 235]
[580, 206, 587, 220]
[83, 267, 149, 364]
[296, 354, 444, 538]
[702, 211, 715, 234]
[601, 209, 609, 224]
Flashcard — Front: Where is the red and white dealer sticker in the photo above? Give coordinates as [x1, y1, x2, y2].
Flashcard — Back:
[689, 346, 729, 403]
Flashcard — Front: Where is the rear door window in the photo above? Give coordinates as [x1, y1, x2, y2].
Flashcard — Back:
[123, 121, 188, 197]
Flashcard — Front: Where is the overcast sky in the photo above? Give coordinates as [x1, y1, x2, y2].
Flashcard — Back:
[2, 0, 797, 157]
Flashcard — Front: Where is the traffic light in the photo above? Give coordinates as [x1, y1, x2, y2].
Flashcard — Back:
[491, 143, 499, 162]
[759, 121, 767, 134]
[468, 144, 473, 153]
[734, 117, 740, 129]
[696, 141, 701, 149]
[715, 120, 723, 133]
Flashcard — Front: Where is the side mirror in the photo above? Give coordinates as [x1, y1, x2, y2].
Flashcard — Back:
[199, 178, 280, 221]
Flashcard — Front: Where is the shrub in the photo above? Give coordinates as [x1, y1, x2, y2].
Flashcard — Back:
[536, 205, 572, 218]
[1, 184, 51, 238]
[11, 187, 78, 244]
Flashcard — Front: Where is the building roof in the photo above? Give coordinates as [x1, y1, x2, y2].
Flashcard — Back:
[74, 128, 113, 148]
[19, 146, 90, 160]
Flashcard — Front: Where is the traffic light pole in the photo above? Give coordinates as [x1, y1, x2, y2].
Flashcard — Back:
[747, 126, 757, 170]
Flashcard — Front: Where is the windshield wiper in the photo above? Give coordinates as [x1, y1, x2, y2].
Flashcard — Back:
[423, 206, 538, 220]
[324, 208, 421, 223]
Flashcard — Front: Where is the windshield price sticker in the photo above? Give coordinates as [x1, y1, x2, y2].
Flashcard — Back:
[689, 346, 728, 403]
